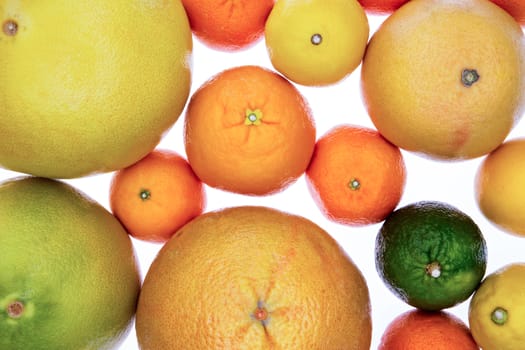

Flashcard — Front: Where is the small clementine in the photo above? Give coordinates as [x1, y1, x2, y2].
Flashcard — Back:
[358, 0, 408, 14]
[306, 125, 406, 225]
[379, 309, 479, 349]
[181, 0, 275, 51]
[109, 149, 205, 243]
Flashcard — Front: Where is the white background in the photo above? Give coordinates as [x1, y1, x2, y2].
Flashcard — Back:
[3, 13, 525, 350]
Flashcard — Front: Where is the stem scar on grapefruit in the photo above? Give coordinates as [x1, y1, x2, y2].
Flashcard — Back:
[136, 206, 372, 349]
[0, 0, 193, 178]
[183, 65, 316, 196]
[0, 176, 141, 350]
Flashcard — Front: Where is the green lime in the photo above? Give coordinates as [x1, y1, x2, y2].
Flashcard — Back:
[375, 201, 487, 311]
[0, 176, 141, 349]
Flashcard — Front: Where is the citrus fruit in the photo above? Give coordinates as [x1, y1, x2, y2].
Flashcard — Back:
[109, 149, 206, 243]
[0, 0, 192, 178]
[264, 0, 369, 86]
[378, 309, 479, 349]
[0, 176, 140, 350]
[361, 0, 525, 160]
[491, 0, 525, 25]
[136, 206, 372, 349]
[181, 0, 274, 51]
[357, 0, 408, 14]
[305, 124, 406, 226]
[375, 201, 487, 311]
[469, 262, 525, 350]
[183, 65, 316, 196]
[475, 138, 525, 237]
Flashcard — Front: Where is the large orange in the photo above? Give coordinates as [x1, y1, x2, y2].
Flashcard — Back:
[491, 0, 525, 25]
[378, 309, 479, 349]
[361, 0, 525, 160]
[305, 124, 406, 226]
[109, 149, 206, 243]
[181, 0, 275, 51]
[136, 206, 372, 349]
[184, 65, 316, 196]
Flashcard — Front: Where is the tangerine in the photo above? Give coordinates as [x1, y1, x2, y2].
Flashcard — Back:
[358, 0, 408, 14]
[109, 149, 206, 243]
[379, 309, 479, 349]
[184, 65, 316, 196]
[491, 0, 525, 25]
[181, 0, 274, 51]
[305, 124, 406, 226]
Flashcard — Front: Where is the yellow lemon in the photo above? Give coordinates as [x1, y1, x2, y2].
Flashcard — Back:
[264, 0, 369, 86]
[475, 138, 525, 236]
[0, 0, 192, 178]
[469, 263, 525, 350]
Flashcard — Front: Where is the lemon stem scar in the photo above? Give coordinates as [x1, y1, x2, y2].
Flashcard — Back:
[244, 109, 263, 126]
[2, 19, 18, 36]
[461, 69, 479, 87]
[6, 301, 24, 318]
[491, 307, 508, 325]
[311, 33, 323, 45]
[139, 189, 151, 201]
[348, 178, 361, 190]
[425, 261, 441, 278]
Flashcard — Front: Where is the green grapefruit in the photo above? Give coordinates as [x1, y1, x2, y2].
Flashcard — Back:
[0, 176, 141, 349]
